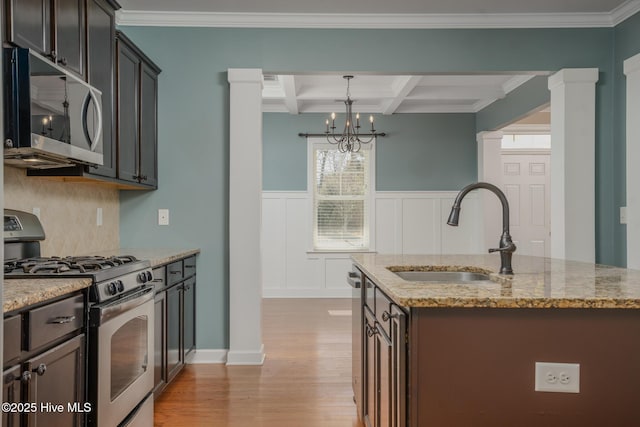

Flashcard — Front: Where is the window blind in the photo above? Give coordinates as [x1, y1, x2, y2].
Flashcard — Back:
[313, 147, 370, 250]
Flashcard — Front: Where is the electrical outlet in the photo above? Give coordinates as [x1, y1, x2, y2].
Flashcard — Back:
[97, 208, 103, 226]
[620, 206, 628, 224]
[158, 209, 169, 226]
[535, 362, 580, 393]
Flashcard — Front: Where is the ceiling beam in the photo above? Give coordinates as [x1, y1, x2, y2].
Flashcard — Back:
[382, 76, 422, 115]
[280, 75, 299, 114]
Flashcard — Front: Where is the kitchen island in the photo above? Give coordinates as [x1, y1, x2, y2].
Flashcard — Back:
[351, 253, 640, 427]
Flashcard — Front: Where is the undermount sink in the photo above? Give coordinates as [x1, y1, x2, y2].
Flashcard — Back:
[393, 270, 492, 282]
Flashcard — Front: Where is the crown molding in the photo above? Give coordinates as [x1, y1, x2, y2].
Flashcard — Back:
[115, 4, 640, 29]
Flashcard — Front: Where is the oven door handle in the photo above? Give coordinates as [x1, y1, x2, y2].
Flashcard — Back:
[95, 286, 154, 325]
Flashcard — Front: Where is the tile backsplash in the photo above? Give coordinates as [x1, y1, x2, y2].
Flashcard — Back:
[4, 167, 119, 256]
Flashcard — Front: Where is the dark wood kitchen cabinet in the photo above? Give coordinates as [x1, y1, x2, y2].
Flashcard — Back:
[153, 255, 197, 399]
[362, 278, 407, 427]
[116, 30, 161, 189]
[86, 0, 119, 178]
[2, 292, 87, 427]
[5, 0, 85, 78]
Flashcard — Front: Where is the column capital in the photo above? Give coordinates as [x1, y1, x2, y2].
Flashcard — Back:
[476, 130, 503, 144]
[228, 68, 263, 85]
[624, 53, 640, 76]
[548, 68, 599, 90]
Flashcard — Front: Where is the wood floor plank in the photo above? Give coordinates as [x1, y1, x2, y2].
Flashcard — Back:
[154, 298, 363, 427]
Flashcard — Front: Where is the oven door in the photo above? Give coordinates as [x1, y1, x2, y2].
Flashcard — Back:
[91, 286, 154, 427]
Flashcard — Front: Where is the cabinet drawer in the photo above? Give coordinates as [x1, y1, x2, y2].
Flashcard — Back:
[166, 260, 183, 286]
[152, 266, 167, 292]
[3, 315, 22, 364]
[27, 295, 84, 351]
[183, 256, 196, 278]
[375, 287, 393, 337]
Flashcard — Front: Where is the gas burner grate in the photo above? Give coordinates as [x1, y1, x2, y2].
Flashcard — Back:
[4, 255, 141, 275]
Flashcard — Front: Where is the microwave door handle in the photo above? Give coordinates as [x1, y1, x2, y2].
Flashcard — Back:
[82, 88, 103, 152]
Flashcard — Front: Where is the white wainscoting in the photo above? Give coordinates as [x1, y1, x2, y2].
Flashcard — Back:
[262, 191, 483, 298]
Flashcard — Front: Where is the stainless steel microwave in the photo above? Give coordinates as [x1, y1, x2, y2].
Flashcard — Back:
[3, 47, 103, 169]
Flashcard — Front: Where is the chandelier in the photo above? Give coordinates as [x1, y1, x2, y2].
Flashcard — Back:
[324, 75, 383, 153]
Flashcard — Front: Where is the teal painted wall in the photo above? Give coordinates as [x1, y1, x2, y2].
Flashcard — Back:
[118, 25, 622, 350]
[264, 113, 477, 191]
[613, 12, 640, 266]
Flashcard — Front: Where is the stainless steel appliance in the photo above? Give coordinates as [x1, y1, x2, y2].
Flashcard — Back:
[4, 209, 154, 427]
[3, 47, 103, 168]
[347, 266, 363, 420]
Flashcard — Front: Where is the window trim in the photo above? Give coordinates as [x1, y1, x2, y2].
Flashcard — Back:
[307, 137, 376, 253]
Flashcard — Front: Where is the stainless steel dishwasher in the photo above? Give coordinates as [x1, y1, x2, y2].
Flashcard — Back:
[347, 266, 363, 420]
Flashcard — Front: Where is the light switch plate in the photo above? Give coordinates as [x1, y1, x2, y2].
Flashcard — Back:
[97, 207, 103, 226]
[158, 209, 169, 226]
[620, 206, 628, 224]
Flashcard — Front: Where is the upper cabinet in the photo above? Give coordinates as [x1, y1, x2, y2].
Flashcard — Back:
[8, 0, 163, 190]
[86, 0, 118, 179]
[6, 0, 85, 78]
[116, 31, 161, 189]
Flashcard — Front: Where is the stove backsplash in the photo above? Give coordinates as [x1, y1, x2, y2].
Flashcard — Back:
[4, 166, 119, 256]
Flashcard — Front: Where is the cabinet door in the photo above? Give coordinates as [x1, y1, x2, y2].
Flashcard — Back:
[153, 291, 167, 397]
[116, 39, 140, 183]
[390, 305, 406, 427]
[25, 334, 84, 427]
[363, 310, 377, 427]
[86, 0, 116, 178]
[166, 284, 183, 381]
[54, 0, 84, 77]
[7, 0, 51, 56]
[138, 62, 158, 188]
[377, 328, 392, 427]
[2, 365, 22, 427]
[182, 277, 196, 357]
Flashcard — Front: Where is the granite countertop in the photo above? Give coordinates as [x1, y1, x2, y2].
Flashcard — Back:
[3, 277, 92, 313]
[351, 253, 640, 309]
[3, 248, 200, 313]
[94, 248, 200, 268]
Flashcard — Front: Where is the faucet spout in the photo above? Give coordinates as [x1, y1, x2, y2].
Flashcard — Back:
[447, 182, 516, 275]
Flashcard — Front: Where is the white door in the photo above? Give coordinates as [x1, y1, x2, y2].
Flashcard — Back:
[501, 150, 551, 257]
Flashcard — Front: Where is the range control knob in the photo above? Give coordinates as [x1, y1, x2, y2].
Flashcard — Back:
[117, 280, 125, 292]
[106, 282, 118, 295]
[137, 270, 153, 283]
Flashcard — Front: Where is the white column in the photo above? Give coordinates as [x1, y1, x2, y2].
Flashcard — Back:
[625, 54, 640, 269]
[227, 69, 265, 365]
[548, 68, 598, 262]
[477, 131, 504, 252]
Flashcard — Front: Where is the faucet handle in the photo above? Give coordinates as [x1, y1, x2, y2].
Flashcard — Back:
[488, 242, 517, 253]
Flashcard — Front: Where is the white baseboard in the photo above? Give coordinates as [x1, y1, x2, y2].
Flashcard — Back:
[188, 349, 228, 364]
[226, 344, 266, 366]
[263, 289, 352, 298]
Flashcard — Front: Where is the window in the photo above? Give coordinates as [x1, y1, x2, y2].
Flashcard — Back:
[309, 139, 374, 251]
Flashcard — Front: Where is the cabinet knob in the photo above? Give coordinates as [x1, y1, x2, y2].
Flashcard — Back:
[48, 50, 57, 60]
[21, 371, 31, 383]
[59, 57, 68, 66]
[381, 311, 398, 322]
[35, 364, 47, 376]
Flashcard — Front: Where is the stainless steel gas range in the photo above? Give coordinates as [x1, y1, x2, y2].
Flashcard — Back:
[4, 209, 155, 427]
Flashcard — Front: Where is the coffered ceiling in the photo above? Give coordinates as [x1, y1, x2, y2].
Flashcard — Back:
[261, 73, 537, 114]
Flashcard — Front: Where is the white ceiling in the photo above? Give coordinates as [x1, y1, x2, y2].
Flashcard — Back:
[262, 73, 538, 114]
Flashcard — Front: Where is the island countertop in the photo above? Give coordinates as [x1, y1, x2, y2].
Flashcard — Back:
[351, 253, 640, 309]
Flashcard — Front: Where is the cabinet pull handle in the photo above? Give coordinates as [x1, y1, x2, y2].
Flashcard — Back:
[151, 278, 164, 283]
[21, 371, 31, 383]
[366, 325, 378, 337]
[48, 315, 76, 324]
[381, 311, 398, 322]
[35, 364, 47, 376]
[185, 264, 195, 268]
[170, 271, 181, 275]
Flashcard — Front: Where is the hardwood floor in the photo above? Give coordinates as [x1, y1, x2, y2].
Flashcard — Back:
[154, 298, 363, 427]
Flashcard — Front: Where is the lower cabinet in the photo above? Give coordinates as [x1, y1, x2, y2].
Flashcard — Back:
[362, 280, 407, 427]
[153, 255, 197, 399]
[2, 293, 86, 427]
